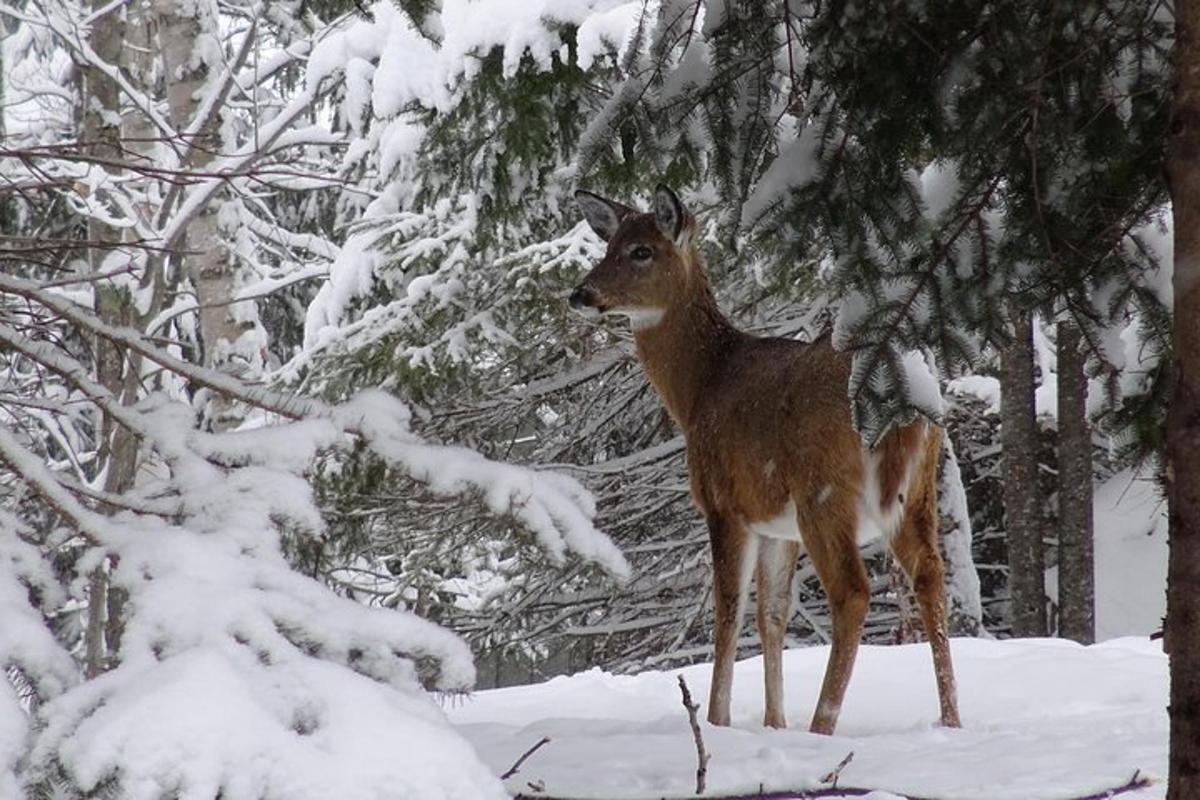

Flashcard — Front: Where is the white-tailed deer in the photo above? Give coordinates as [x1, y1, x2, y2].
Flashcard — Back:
[569, 185, 961, 735]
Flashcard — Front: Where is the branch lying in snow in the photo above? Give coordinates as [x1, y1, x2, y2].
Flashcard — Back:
[512, 770, 1153, 800]
[677, 675, 708, 796]
[819, 752, 854, 790]
[500, 737, 551, 780]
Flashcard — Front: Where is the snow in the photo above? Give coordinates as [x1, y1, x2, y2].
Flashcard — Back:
[448, 637, 1166, 799]
[658, 32, 712, 101]
[939, 441, 983, 629]
[575, 2, 643, 71]
[946, 375, 1000, 414]
[919, 160, 961, 220]
[6, 386, 512, 798]
[900, 349, 944, 418]
[1133, 212, 1173, 309]
[316, 0, 642, 119]
[0, 315, 626, 797]
[1031, 316, 1060, 419]
[35, 648, 506, 800]
[0, 512, 76, 796]
[741, 124, 823, 228]
[1094, 469, 1167, 640]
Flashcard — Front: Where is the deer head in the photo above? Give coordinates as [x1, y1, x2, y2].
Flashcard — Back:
[569, 185, 699, 329]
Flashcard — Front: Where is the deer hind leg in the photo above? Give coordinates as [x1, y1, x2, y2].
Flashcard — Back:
[756, 537, 800, 728]
[797, 498, 869, 735]
[706, 515, 757, 727]
[890, 444, 962, 728]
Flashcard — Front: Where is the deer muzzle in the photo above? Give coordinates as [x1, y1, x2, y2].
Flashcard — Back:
[568, 284, 603, 311]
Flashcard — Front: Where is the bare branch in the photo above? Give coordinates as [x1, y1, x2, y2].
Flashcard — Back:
[676, 674, 708, 796]
[0, 274, 326, 420]
[819, 752, 854, 790]
[500, 737, 551, 781]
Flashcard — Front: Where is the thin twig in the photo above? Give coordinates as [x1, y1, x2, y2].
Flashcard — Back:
[501, 737, 551, 780]
[819, 752, 854, 790]
[677, 674, 709, 796]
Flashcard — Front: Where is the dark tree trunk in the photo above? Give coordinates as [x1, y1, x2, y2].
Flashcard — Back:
[1166, 2, 1200, 795]
[1000, 311, 1047, 636]
[80, 0, 132, 679]
[1056, 321, 1094, 643]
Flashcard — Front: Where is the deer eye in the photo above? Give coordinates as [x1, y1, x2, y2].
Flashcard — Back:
[630, 245, 653, 261]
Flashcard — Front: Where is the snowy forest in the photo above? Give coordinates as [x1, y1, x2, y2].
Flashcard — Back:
[1, 0, 1196, 798]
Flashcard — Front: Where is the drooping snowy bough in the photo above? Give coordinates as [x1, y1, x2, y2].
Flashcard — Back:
[0, 284, 625, 799]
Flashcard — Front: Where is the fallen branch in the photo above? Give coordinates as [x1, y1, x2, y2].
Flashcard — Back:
[677, 674, 709, 795]
[513, 768, 1152, 800]
[819, 752, 854, 790]
[502, 737, 551, 780]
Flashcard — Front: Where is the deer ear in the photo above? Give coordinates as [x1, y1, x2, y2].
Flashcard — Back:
[653, 184, 689, 245]
[575, 190, 632, 242]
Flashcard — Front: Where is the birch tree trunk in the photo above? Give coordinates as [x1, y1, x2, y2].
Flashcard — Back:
[156, 0, 246, 431]
[1000, 311, 1047, 636]
[1165, 1, 1200, 794]
[1056, 321, 1094, 643]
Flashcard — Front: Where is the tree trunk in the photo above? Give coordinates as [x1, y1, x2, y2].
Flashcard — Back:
[1056, 321, 1094, 643]
[80, 0, 133, 678]
[1000, 311, 1047, 637]
[156, 0, 247, 431]
[0, 16, 13, 238]
[1165, 1, 1200, 795]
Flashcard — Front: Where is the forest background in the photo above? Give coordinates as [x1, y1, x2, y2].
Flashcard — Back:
[0, 0, 1189, 798]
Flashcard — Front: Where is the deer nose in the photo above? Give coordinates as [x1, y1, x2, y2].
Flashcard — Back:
[569, 285, 598, 309]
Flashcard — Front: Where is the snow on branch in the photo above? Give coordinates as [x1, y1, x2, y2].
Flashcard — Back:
[9, 423, 504, 798]
[0, 274, 629, 577]
[0, 511, 76, 794]
[0, 313, 536, 799]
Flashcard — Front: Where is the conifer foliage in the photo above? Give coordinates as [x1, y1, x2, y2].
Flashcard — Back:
[0, 0, 1186, 796]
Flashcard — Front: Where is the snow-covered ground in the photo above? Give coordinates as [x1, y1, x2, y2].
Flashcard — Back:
[448, 637, 1166, 799]
[1094, 469, 1167, 641]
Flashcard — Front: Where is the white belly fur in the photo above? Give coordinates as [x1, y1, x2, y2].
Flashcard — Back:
[744, 450, 920, 550]
[747, 500, 802, 542]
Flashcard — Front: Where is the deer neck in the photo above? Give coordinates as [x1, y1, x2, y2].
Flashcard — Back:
[632, 280, 737, 430]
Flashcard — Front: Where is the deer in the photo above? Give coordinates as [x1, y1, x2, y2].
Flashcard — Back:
[568, 185, 961, 735]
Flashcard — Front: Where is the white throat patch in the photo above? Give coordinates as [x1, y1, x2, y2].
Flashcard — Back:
[616, 307, 665, 330]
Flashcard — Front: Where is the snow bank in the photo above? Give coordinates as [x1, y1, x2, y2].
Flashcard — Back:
[35, 649, 504, 800]
[1094, 468, 1167, 640]
[6, 380, 624, 798]
[450, 637, 1166, 799]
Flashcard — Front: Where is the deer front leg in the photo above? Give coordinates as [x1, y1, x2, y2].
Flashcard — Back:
[706, 516, 756, 727]
[799, 503, 869, 735]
